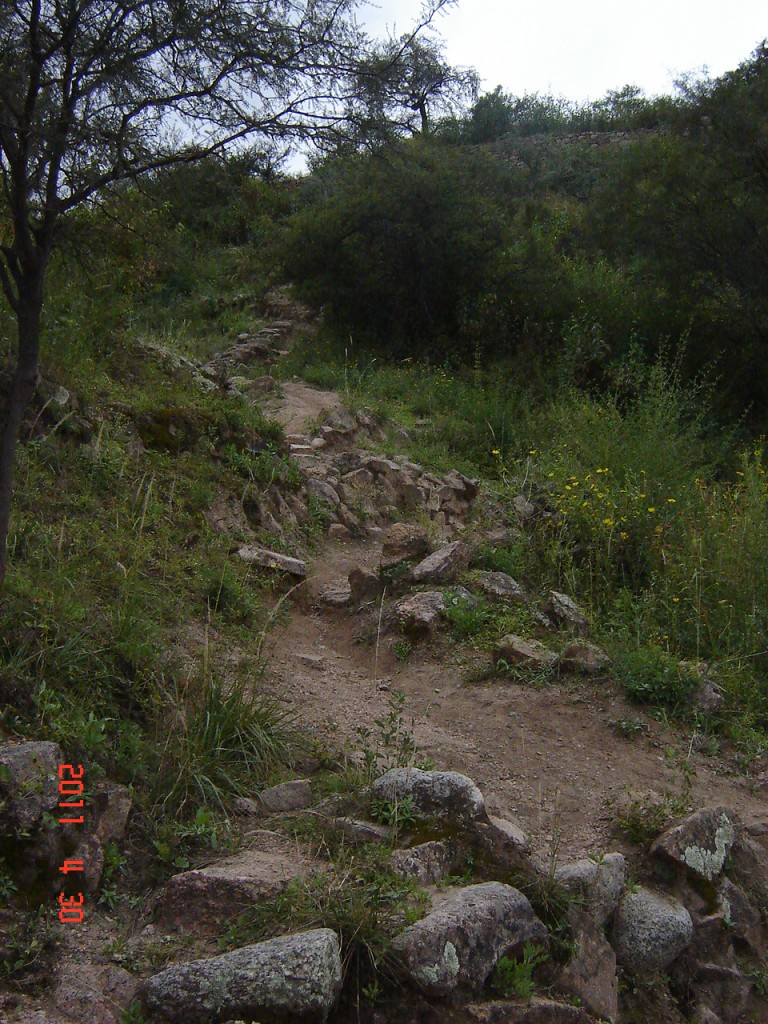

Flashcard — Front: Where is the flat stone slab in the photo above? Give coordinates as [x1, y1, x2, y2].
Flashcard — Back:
[141, 928, 342, 1024]
[158, 848, 311, 934]
[494, 635, 558, 671]
[237, 545, 307, 577]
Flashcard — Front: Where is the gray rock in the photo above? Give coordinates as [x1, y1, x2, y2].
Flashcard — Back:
[559, 642, 611, 675]
[380, 523, 431, 570]
[543, 591, 590, 636]
[555, 853, 627, 926]
[260, 779, 313, 814]
[717, 877, 766, 955]
[54, 963, 139, 1024]
[471, 816, 531, 876]
[493, 634, 558, 671]
[688, 964, 753, 1024]
[332, 818, 392, 845]
[305, 478, 341, 507]
[513, 495, 538, 522]
[652, 807, 737, 882]
[141, 928, 342, 1024]
[610, 886, 693, 972]
[391, 882, 546, 997]
[318, 584, 351, 608]
[467, 999, 596, 1023]
[0, 741, 62, 831]
[555, 908, 618, 1022]
[411, 541, 471, 584]
[158, 848, 311, 935]
[390, 840, 460, 885]
[476, 571, 526, 604]
[371, 767, 486, 824]
[395, 592, 447, 635]
[348, 566, 382, 603]
[237, 545, 307, 578]
[92, 783, 132, 844]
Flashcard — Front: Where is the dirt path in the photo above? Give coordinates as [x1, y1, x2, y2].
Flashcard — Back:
[265, 382, 767, 865]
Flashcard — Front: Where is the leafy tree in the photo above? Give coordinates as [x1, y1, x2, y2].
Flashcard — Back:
[0, 0, 453, 584]
[350, 34, 478, 146]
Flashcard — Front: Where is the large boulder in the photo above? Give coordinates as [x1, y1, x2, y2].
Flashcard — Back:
[391, 882, 546, 997]
[652, 807, 737, 882]
[0, 741, 62, 832]
[141, 929, 342, 1024]
[371, 768, 486, 825]
[610, 886, 693, 973]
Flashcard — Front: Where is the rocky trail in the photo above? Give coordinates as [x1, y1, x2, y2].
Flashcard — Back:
[5, 324, 768, 1024]
[264, 380, 766, 863]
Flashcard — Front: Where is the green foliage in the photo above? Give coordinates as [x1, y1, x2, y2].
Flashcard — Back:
[280, 139, 519, 359]
[157, 675, 293, 812]
[615, 646, 698, 708]
[490, 942, 548, 999]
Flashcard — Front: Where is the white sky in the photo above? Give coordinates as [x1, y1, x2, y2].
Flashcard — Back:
[359, 0, 767, 102]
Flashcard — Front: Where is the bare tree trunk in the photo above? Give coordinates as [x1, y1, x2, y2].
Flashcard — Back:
[0, 270, 44, 587]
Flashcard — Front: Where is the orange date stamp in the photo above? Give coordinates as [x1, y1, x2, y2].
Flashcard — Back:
[57, 763, 85, 923]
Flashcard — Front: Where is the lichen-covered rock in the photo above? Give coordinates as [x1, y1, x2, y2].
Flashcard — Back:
[391, 882, 546, 997]
[493, 634, 558, 671]
[395, 592, 447, 635]
[0, 741, 62, 832]
[559, 642, 610, 675]
[158, 848, 312, 935]
[371, 767, 486, 824]
[555, 853, 627, 926]
[652, 807, 737, 882]
[555, 908, 618, 1022]
[141, 929, 342, 1024]
[610, 886, 693, 973]
[475, 571, 526, 604]
[543, 591, 590, 636]
[411, 541, 471, 584]
[380, 523, 431, 570]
